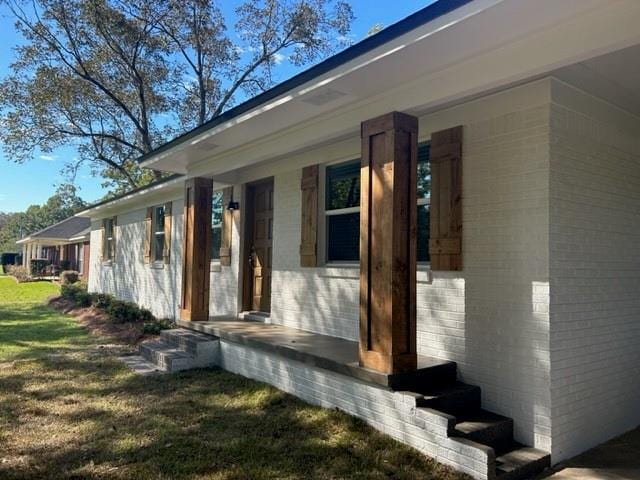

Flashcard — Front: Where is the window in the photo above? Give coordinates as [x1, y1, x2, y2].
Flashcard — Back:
[323, 142, 431, 264]
[104, 217, 115, 261]
[152, 205, 165, 262]
[211, 191, 223, 260]
[325, 160, 361, 262]
[417, 143, 430, 263]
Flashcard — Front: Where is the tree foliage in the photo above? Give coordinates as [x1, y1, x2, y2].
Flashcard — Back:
[0, 0, 354, 193]
[0, 184, 87, 252]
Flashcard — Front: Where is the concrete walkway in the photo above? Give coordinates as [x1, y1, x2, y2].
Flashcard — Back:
[539, 427, 640, 479]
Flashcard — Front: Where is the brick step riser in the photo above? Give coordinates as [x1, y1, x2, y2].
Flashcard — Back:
[418, 387, 481, 417]
[139, 344, 192, 373]
[160, 331, 218, 357]
[496, 453, 551, 480]
[457, 421, 514, 454]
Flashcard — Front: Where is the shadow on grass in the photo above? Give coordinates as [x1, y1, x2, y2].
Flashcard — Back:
[0, 302, 468, 480]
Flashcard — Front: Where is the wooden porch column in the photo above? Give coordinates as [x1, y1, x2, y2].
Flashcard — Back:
[359, 111, 418, 374]
[180, 177, 213, 321]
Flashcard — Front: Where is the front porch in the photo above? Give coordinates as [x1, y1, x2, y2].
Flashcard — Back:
[177, 317, 455, 391]
[135, 316, 550, 480]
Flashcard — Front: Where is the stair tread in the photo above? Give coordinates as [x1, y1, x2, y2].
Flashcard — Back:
[140, 340, 194, 359]
[496, 445, 550, 474]
[454, 410, 512, 435]
[162, 329, 217, 343]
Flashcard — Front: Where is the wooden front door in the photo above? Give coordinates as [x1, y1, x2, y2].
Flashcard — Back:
[247, 180, 274, 312]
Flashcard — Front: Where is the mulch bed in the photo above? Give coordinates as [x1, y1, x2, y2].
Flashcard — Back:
[48, 296, 147, 345]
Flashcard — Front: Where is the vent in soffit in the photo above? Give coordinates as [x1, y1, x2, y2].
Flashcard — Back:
[300, 88, 348, 106]
[193, 141, 219, 152]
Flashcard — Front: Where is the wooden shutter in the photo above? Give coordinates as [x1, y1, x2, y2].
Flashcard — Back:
[300, 165, 319, 267]
[111, 217, 117, 263]
[163, 202, 172, 264]
[429, 126, 463, 271]
[143, 208, 153, 264]
[219, 187, 233, 266]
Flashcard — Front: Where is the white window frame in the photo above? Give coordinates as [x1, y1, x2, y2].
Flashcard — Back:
[321, 158, 361, 266]
[104, 217, 115, 264]
[151, 205, 165, 264]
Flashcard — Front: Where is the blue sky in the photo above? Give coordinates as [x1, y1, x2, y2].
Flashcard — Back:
[0, 1, 433, 212]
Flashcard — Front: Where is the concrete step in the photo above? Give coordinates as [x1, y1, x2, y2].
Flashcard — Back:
[139, 340, 194, 373]
[453, 410, 514, 454]
[160, 328, 219, 366]
[416, 382, 481, 417]
[495, 445, 551, 480]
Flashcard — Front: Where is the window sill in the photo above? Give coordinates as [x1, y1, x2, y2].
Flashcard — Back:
[101, 261, 113, 267]
[150, 261, 165, 270]
[210, 261, 221, 272]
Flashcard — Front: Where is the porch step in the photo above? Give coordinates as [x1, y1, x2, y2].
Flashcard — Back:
[495, 445, 551, 480]
[139, 340, 195, 373]
[452, 410, 514, 454]
[416, 381, 481, 416]
[160, 329, 219, 366]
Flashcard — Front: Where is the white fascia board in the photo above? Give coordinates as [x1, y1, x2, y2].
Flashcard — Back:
[76, 176, 186, 219]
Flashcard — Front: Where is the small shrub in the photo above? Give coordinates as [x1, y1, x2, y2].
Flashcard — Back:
[105, 300, 148, 323]
[60, 270, 79, 285]
[142, 319, 173, 335]
[61, 282, 91, 307]
[92, 293, 114, 310]
[7, 265, 31, 283]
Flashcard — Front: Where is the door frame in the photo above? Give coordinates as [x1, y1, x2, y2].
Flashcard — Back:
[240, 177, 274, 313]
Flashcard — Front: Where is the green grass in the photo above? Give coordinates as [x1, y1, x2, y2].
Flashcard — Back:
[0, 276, 60, 304]
[0, 279, 468, 480]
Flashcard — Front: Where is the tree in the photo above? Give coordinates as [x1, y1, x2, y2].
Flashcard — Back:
[0, 184, 87, 252]
[0, 0, 354, 194]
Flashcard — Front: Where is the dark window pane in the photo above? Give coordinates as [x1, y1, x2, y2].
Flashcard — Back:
[327, 213, 359, 262]
[326, 160, 360, 210]
[417, 142, 430, 200]
[417, 204, 430, 262]
[212, 191, 223, 225]
[153, 233, 164, 261]
[211, 227, 221, 260]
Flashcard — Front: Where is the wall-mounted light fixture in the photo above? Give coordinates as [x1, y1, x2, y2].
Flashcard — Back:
[226, 188, 239, 211]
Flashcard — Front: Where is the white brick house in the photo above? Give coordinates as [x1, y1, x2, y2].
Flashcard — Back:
[78, 1, 640, 478]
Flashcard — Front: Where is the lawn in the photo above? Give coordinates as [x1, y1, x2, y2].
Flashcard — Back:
[0, 278, 468, 480]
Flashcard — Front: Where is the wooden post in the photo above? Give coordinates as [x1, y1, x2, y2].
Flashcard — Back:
[180, 177, 213, 321]
[359, 111, 418, 374]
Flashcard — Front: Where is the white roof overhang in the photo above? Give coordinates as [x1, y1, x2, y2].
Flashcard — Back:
[139, 0, 640, 178]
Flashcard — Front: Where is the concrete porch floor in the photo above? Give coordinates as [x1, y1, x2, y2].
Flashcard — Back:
[176, 317, 456, 391]
[537, 427, 640, 480]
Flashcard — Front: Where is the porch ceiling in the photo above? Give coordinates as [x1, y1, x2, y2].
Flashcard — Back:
[553, 43, 640, 116]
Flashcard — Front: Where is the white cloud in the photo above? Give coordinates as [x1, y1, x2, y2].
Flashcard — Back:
[39, 154, 57, 161]
[272, 52, 286, 65]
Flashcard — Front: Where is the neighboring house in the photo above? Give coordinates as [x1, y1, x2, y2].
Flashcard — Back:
[76, 1, 640, 479]
[17, 216, 91, 278]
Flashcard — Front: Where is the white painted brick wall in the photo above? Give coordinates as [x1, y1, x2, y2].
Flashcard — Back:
[548, 79, 640, 461]
[209, 184, 242, 317]
[270, 85, 553, 452]
[88, 199, 184, 320]
[218, 340, 494, 480]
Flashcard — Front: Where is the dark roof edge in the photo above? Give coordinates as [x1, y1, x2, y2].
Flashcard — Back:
[76, 173, 184, 215]
[137, 0, 474, 165]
